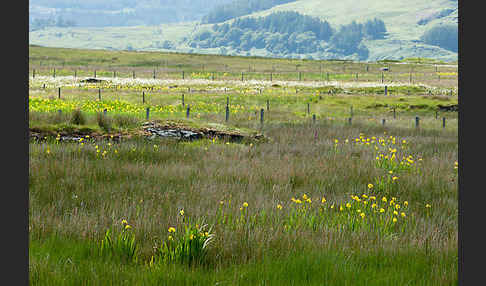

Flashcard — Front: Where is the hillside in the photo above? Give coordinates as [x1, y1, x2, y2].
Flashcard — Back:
[28, 0, 458, 62]
[29, 0, 233, 27]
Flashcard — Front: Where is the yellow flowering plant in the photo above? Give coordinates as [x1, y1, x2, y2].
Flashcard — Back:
[154, 215, 214, 266]
[100, 219, 138, 263]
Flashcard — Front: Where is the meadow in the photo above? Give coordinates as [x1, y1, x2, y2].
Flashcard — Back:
[28, 46, 458, 285]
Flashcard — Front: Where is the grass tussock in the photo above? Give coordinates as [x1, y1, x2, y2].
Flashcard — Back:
[70, 109, 86, 125]
[96, 112, 112, 132]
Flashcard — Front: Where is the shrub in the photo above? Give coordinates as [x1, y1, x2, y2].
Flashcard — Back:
[70, 109, 86, 125]
[113, 114, 140, 129]
[96, 112, 112, 132]
[52, 110, 69, 124]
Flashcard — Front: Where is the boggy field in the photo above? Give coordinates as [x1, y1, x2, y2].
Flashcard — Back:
[28, 46, 458, 285]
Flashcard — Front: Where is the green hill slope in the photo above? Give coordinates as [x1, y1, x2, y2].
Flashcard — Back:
[28, 0, 457, 62]
[215, 0, 458, 61]
[246, 0, 457, 39]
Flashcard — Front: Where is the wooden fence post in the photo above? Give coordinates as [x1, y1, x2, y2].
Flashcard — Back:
[225, 105, 229, 122]
[181, 94, 184, 107]
[385, 85, 388, 96]
[98, 88, 101, 101]
[267, 99, 269, 111]
[58, 87, 61, 99]
[146, 107, 150, 120]
[443, 117, 446, 128]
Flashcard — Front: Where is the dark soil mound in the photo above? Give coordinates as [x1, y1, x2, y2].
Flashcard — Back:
[437, 104, 458, 112]
[80, 78, 105, 83]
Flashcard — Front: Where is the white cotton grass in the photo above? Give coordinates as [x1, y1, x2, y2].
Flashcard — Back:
[29, 75, 431, 91]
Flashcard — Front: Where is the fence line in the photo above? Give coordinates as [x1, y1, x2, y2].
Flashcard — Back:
[44, 92, 455, 130]
[29, 65, 457, 130]
[28, 65, 458, 86]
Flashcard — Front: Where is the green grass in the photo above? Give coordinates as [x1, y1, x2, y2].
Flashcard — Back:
[28, 83, 458, 133]
[29, 43, 457, 75]
[29, 46, 457, 285]
[29, 120, 458, 281]
[30, 235, 457, 285]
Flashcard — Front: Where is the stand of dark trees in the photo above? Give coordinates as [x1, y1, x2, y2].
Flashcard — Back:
[202, 0, 297, 24]
[421, 24, 457, 52]
[191, 12, 387, 59]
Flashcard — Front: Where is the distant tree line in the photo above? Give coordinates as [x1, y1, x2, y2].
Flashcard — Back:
[190, 12, 387, 59]
[201, 0, 297, 24]
[327, 19, 386, 58]
[420, 24, 457, 52]
[29, 16, 77, 31]
[29, 0, 233, 27]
